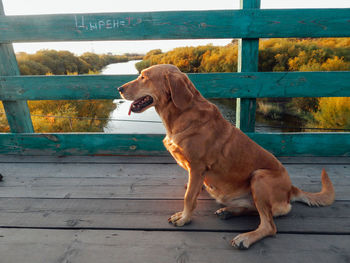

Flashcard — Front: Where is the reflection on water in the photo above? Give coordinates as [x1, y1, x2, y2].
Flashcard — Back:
[102, 60, 141, 75]
[102, 60, 166, 134]
[208, 99, 283, 133]
[102, 61, 285, 134]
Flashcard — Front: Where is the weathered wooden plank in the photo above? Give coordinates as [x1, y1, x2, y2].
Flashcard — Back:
[0, 2, 34, 133]
[0, 170, 346, 190]
[236, 98, 256, 131]
[0, 162, 186, 178]
[0, 198, 348, 234]
[0, 229, 349, 263]
[0, 74, 131, 100]
[278, 156, 350, 165]
[1, 72, 350, 100]
[0, 155, 177, 164]
[235, 0, 260, 132]
[0, 162, 348, 199]
[1, 162, 347, 179]
[0, 177, 348, 199]
[0, 153, 348, 262]
[253, 133, 350, 157]
[1, 101, 34, 132]
[0, 9, 349, 43]
[0, 155, 349, 164]
[1, 161, 348, 182]
[0, 133, 166, 156]
[0, 133, 349, 156]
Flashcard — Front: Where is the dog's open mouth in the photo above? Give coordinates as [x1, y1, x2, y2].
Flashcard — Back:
[128, 95, 154, 115]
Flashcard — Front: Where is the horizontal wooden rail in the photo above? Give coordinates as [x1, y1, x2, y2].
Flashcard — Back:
[0, 133, 349, 156]
[1, 72, 350, 100]
[0, 9, 349, 43]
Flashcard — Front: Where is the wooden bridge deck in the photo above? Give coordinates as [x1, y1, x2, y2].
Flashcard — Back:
[0, 155, 349, 263]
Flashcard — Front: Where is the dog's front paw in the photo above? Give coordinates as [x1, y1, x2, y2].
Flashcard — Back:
[231, 233, 251, 250]
[168, 211, 191, 227]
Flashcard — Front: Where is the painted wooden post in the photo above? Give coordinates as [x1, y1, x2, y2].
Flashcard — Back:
[0, 1, 34, 133]
[235, 0, 260, 132]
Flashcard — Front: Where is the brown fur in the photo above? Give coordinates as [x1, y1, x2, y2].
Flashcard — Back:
[119, 64, 335, 249]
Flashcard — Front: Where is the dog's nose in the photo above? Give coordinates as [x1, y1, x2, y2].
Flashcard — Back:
[118, 87, 124, 93]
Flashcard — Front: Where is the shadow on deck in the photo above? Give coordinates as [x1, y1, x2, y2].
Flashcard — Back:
[0, 155, 349, 262]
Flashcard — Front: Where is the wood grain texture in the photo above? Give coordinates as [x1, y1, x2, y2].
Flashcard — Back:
[0, 133, 349, 156]
[0, 154, 348, 262]
[1, 162, 348, 179]
[0, 9, 349, 42]
[236, 97, 256, 131]
[252, 133, 350, 157]
[1, 72, 350, 100]
[1, 162, 347, 179]
[0, 176, 348, 199]
[1, 229, 349, 263]
[0, 3, 34, 133]
[235, 0, 260, 132]
[0, 155, 349, 164]
[0, 155, 177, 164]
[0, 133, 166, 156]
[0, 198, 348, 233]
[0, 162, 348, 199]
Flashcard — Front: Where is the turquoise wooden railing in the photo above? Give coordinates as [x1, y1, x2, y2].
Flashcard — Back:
[0, 0, 349, 156]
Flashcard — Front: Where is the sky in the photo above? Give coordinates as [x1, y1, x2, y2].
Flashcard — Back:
[2, 0, 350, 55]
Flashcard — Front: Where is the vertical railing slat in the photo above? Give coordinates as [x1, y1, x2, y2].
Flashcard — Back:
[0, 0, 34, 133]
[235, 0, 260, 132]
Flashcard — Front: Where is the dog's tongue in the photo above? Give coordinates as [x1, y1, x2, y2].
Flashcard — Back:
[128, 104, 132, 116]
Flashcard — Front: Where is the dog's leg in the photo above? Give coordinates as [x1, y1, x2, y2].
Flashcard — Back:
[168, 167, 204, 226]
[231, 169, 291, 249]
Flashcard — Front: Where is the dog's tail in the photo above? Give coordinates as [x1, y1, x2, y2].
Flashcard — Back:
[290, 169, 335, 206]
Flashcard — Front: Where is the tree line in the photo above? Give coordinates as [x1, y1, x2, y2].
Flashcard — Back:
[136, 38, 350, 73]
[1, 50, 142, 132]
[17, 50, 142, 75]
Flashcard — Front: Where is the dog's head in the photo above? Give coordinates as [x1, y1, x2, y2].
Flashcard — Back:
[118, 64, 195, 115]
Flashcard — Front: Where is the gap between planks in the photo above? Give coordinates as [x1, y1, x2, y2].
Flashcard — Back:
[0, 226, 349, 236]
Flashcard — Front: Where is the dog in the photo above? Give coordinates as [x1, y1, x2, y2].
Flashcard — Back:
[118, 64, 335, 249]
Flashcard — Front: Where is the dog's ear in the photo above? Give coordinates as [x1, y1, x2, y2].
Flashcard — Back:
[166, 72, 193, 110]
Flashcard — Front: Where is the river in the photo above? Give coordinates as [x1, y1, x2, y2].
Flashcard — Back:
[103, 61, 166, 134]
[102, 61, 283, 133]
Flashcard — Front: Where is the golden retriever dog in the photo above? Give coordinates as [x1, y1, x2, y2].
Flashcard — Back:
[118, 64, 335, 249]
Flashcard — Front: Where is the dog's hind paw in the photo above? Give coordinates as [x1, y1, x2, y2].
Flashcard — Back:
[214, 208, 234, 220]
[168, 211, 191, 227]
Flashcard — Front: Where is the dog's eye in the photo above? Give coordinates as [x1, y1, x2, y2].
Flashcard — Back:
[140, 75, 145, 80]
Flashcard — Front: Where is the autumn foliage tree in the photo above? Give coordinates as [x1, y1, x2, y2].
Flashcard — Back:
[28, 99, 116, 132]
[136, 38, 350, 74]
[313, 97, 350, 129]
[17, 50, 142, 75]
